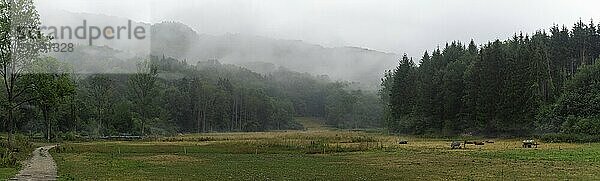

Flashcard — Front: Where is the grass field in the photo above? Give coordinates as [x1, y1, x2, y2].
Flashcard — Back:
[0, 167, 18, 180]
[50, 118, 600, 180]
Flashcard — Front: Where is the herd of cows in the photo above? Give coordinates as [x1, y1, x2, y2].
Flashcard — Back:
[398, 139, 540, 149]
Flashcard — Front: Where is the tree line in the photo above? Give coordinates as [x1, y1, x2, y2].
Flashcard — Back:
[1, 54, 384, 139]
[381, 19, 600, 136]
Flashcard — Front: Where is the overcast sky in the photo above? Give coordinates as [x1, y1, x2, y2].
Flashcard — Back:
[35, 0, 600, 57]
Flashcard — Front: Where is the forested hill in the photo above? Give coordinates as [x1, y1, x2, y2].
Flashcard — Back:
[382, 19, 600, 137]
[10, 54, 384, 137]
[150, 22, 398, 90]
[39, 11, 399, 90]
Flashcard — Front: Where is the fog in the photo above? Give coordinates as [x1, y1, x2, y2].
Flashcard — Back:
[35, 0, 600, 57]
[31, 0, 600, 89]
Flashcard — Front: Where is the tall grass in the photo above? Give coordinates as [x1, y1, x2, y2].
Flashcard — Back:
[0, 134, 34, 167]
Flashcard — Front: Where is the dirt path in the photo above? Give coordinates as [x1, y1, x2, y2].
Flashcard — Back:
[11, 145, 58, 181]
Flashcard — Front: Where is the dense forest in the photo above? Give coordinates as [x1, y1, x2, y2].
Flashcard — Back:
[0, 0, 384, 141]
[1, 55, 384, 139]
[382, 20, 600, 137]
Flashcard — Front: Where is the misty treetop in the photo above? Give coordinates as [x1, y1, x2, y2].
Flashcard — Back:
[382, 19, 600, 136]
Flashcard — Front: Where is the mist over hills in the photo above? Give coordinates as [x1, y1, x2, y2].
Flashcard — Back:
[152, 21, 399, 89]
[40, 12, 400, 89]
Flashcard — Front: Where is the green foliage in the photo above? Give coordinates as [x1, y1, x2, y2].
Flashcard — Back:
[535, 61, 600, 138]
[0, 0, 51, 144]
[555, 61, 600, 118]
[57, 131, 81, 142]
[0, 134, 33, 167]
[3, 54, 382, 137]
[387, 54, 417, 133]
[562, 117, 600, 135]
[128, 61, 159, 135]
[540, 133, 600, 143]
[26, 57, 76, 140]
[383, 20, 600, 136]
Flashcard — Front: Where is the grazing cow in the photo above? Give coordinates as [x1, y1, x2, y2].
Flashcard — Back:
[522, 140, 538, 148]
[398, 140, 408, 144]
[451, 141, 462, 149]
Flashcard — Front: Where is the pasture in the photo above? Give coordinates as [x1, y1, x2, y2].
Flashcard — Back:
[50, 119, 600, 180]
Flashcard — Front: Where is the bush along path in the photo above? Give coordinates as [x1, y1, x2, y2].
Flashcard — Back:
[11, 145, 58, 181]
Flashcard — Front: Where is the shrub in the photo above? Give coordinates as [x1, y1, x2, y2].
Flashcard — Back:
[0, 148, 17, 167]
[349, 136, 376, 143]
[558, 116, 600, 136]
[0, 134, 34, 167]
[540, 133, 600, 143]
